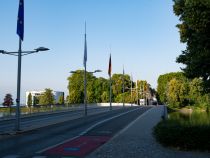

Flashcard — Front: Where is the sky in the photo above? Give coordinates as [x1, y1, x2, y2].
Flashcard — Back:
[0, 0, 185, 104]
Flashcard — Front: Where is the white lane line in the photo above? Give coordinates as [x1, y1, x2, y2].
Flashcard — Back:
[111, 106, 155, 139]
[2, 155, 20, 158]
[79, 107, 143, 136]
[36, 107, 143, 154]
[36, 135, 80, 154]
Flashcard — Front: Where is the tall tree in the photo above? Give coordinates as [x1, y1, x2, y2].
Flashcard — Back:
[67, 70, 96, 104]
[39, 88, 54, 106]
[27, 93, 32, 107]
[157, 72, 185, 103]
[3, 94, 13, 107]
[3, 94, 13, 114]
[112, 74, 131, 102]
[58, 95, 64, 105]
[173, 0, 210, 89]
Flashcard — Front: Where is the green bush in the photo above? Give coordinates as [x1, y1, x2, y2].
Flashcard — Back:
[153, 119, 210, 151]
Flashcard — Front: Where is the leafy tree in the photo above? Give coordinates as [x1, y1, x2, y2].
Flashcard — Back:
[167, 78, 189, 108]
[173, 0, 210, 89]
[58, 95, 64, 105]
[188, 78, 203, 104]
[27, 93, 32, 107]
[33, 96, 40, 106]
[93, 77, 109, 103]
[27, 93, 32, 113]
[67, 70, 85, 104]
[67, 70, 155, 105]
[67, 70, 96, 104]
[157, 72, 185, 104]
[112, 74, 131, 102]
[3, 94, 13, 114]
[3, 94, 13, 107]
[101, 91, 109, 102]
[39, 88, 54, 105]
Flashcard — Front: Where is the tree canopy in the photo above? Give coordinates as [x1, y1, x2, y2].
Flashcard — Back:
[27, 93, 32, 107]
[173, 0, 210, 89]
[67, 70, 154, 104]
[157, 72, 210, 109]
[3, 94, 13, 107]
[39, 88, 54, 105]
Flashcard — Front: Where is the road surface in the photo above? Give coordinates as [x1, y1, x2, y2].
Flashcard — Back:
[0, 106, 151, 158]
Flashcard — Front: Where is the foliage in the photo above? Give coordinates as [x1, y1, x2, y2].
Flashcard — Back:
[153, 111, 210, 151]
[67, 70, 97, 104]
[157, 72, 210, 109]
[157, 72, 185, 104]
[3, 94, 13, 107]
[173, 0, 210, 90]
[112, 74, 132, 102]
[67, 70, 150, 104]
[58, 95, 64, 105]
[27, 93, 32, 107]
[33, 96, 40, 106]
[167, 78, 189, 108]
[39, 88, 54, 105]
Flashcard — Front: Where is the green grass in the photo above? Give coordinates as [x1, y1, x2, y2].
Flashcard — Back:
[153, 111, 210, 152]
[0, 105, 72, 116]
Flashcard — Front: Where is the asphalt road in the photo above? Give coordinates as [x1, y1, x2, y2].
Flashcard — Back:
[0, 106, 120, 134]
[0, 106, 151, 158]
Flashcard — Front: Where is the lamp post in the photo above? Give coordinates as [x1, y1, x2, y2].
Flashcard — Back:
[0, 46, 49, 131]
[70, 69, 102, 116]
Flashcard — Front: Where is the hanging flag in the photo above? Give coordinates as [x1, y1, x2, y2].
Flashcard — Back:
[108, 54, 112, 76]
[17, 0, 24, 41]
[83, 32, 87, 67]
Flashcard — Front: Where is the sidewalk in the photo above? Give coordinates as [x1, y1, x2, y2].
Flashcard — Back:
[86, 105, 210, 158]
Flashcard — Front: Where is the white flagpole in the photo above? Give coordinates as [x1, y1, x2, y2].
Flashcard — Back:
[123, 66, 125, 107]
[84, 23, 87, 116]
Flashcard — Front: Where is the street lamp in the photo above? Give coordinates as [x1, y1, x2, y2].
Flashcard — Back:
[0, 47, 49, 56]
[0, 46, 49, 131]
[70, 69, 102, 116]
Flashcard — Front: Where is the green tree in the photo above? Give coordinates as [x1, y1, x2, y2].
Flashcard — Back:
[39, 88, 54, 105]
[188, 78, 203, 104]
[93, 77, 109, 103]
[157, 72, 185, 104]
[27, 93, 32, 113]
[112, 74, 131, 102]
[27, 93, 32, 107]
[67, 70, 96, 104]
[173, 0, 210, 89]
[58, 95, 64, 105]
[3, 93, 13, 114]
[33, 96, 40, 106]
[167, 78, 189, 108]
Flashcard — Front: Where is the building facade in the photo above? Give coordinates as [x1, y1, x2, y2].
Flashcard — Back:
[25, 90, 64, 106]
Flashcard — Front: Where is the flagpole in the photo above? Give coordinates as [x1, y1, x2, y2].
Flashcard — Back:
[123, 67, 125, 107]
[131, 74, 132, 106]
[136, 80, 138, 105]
[108, 53, 112, 110]
[16, 37, 22, 131]
[109, 74, 112, 110]
[84, 64, 87, 116]
[84, 23, 87, 116]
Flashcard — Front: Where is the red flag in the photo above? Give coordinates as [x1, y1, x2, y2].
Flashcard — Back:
[108, 54, 112, 76]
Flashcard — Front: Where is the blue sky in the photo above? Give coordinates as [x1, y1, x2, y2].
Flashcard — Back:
[0, 0, 185, 103]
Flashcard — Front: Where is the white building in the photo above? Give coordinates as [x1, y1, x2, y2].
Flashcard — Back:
[25, 90, 64, 106]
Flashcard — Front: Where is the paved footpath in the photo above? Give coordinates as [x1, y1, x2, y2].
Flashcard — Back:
[87, 105, 210, 158]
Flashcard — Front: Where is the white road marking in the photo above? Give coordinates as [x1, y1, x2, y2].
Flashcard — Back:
[37, 107, 143, 154]
[3, 155, 19, 158]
